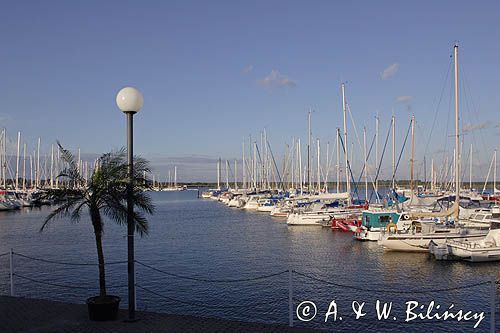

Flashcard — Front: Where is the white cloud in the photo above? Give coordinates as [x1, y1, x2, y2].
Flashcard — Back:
[396, 95, 413, 103]
[259, 70, 297, 88]
[381, 63, 400, 80]
[463, 122, 490, 133]
[242, 65, 253, 74]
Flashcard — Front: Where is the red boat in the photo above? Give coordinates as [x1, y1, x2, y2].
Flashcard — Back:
[331, 213, 363, 231]
[481, 194, 499, 201]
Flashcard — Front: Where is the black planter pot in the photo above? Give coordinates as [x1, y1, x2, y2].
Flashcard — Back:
[86, 295, 121, 321]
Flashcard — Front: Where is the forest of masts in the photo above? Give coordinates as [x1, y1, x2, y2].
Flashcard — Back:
[213, 86, 497, 197]
[0, 129, 99, 191]
[1, 87, 497, 195]
[0, 128, 182, 191]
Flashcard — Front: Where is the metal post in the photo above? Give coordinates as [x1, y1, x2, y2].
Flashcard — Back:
[126, 112, 136, 321]
[491, 275, 496, 333]
[9, 248, 14, 296]
[288, 268, 293, 327]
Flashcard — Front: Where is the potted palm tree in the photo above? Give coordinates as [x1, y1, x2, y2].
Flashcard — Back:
[41, 143, 154, 321]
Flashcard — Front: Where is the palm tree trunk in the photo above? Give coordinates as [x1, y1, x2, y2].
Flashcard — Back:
[94, 230, 107, 297]
[91, 207, 107, 297]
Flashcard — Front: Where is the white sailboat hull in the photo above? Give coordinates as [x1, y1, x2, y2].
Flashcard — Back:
[380, 231, 487, 252]
[257, 205, 274, 212]
[354, 229, 381, 241]
[243, 199, 259, 210]
[228, 198, 240, 207]
[287, 212, 329, 226]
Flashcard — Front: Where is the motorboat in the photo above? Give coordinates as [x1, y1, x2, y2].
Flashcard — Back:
[429, 207, 500, 262]
[354, 209, 402, 241]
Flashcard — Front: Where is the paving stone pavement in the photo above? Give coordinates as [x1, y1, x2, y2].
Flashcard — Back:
[0, 296, 327, 333]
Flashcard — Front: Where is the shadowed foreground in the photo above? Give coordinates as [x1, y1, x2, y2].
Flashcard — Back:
[0, 296, 325, 333]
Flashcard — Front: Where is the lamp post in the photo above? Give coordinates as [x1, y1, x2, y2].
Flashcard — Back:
[116, 86, 144, 321]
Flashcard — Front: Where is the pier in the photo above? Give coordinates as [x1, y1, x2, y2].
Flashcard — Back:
[0, 296, 324, 333]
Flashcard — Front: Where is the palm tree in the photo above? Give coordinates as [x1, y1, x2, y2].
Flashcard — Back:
[41, 143, 154, 298]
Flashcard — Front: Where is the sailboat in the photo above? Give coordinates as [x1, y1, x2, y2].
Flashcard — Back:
[378, 44, 489, 252]
[481, 150, 499, 201]
[163, 166, 187, 191]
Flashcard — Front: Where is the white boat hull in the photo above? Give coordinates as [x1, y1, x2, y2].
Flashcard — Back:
[257, 205, 274, 212]
[380, 231, 488, 252]
[228, 198, 240, 207]
[243, 202, 259, 210]
[354, 229, 381, 241]
[431, 242, 500, 262]
[287, 213, 329, 226]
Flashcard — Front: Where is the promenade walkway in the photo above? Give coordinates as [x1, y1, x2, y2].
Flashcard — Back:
[0, 296, 324, 333]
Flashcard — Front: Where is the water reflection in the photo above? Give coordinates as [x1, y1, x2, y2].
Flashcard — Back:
[0, 191, 497, 332]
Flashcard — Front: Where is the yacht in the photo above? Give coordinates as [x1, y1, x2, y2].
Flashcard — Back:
[430, 207, 500, 262]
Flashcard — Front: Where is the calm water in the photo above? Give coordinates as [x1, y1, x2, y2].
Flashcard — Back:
[0, 190, 498, 332]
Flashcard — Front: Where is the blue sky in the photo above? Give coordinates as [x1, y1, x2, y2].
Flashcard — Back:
[1, 1, 499, 182]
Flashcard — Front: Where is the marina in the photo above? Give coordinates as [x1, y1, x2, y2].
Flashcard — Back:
[0, 43, 499, 330]
[0, 190, 498, 332]
[1, 2, 500, 332]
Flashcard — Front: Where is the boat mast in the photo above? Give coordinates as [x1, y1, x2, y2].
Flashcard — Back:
[3, 129, 7, 188]
[424, 156, 427, 190]
[55, 147, 58, 189]
[469, 144, 473, 190]
[350, 143, 354, 173]
[454, 44, 460, 220]
[2, 128, 7, 190]
[410, 113, 415, 196]
[494, 150, 497, 191]
[375, 114, 379, 200]
[307, 110, 312, 192]
[234, 159, 237, 190]
[174, 166, 177, 188]
[298, 138, 303, 194]
[263, 128, 268, 189]
[262, 133, 265, 189]
[217, 158, 221, 190]
[225, 160, 229, 190]
[325, 141, 329, 192]
[336, 128, 340, 193]
[15, 131, 20, 190]
[242, 140, 246, 189]
[253, 142, 257, 189]
[77, 148, 81, 178]
[84, 161, 88, 187]
[392, 115, 396, 189]
[431, 159, 434, 192]
[50, 144, 54, 189]
[363, 127, 368, 201]
[316, 138, 320, 192]
[22, 143, 26, 191]
[342, 83, 350, 198]
[291, 138, 295, 190]
[36, 137, 40, 189]
[482, 152, 495, 194]
[30, 154, 33, 189]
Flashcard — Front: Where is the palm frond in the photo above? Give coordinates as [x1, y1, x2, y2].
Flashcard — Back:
[40, 197, 86, 231]
[56, 141, 86, 188]
[43, 145, 154, 238]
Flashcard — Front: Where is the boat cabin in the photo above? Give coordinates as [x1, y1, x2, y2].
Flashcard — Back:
[361, 211, 401, 229]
